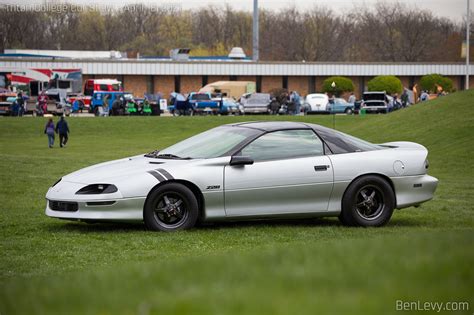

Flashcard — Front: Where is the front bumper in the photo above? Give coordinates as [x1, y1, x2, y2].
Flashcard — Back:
[45, 197, 145, 221]
[45, 180, 145, 221]
[391, 174, 438, 209]
[244, 107, 270, 114]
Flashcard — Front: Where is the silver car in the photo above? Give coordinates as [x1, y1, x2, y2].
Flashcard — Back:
[241, 93, 271, 114]
[45, 122, 438, 231]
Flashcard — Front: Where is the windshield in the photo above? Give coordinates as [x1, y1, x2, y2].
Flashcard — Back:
[156, 126, 260, 159]
[248, 94, 270, 104]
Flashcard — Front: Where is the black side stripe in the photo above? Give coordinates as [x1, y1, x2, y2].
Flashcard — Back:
[147, 170, 166, 182]
[156, 168, 174, 180]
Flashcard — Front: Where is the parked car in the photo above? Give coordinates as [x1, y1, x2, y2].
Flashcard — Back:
[45, 121, 438, 231]
[327, 98, 355, 114]
[303, 93, 329, 114]
[361, 92, 390, 114]
[219, 97, 242, 115]
[0, 89, 16, 115]
[90, 91, 125, 116]
[241, 93, 271, 114]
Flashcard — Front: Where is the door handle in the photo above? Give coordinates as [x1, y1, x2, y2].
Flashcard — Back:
[314, 165, 329, 171]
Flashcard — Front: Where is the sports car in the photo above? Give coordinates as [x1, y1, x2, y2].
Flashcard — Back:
[45, 121, 438, 231]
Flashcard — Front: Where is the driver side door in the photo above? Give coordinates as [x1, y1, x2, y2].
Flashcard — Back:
[224, 129, 334, 217]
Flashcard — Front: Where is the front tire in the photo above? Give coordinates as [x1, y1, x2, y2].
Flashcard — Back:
[339, 175, 395, 227]
[144, 183, 199, 231]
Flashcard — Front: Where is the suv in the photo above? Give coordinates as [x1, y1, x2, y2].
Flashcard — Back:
[361, 92, 390, 114]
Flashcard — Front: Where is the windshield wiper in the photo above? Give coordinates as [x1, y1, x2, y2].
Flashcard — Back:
[144, 150, 160, 158]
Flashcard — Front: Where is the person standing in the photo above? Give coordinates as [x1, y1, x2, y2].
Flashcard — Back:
[55, 116, 70, 148]
[292, 91, 301, 115]
[38, 91, 48, 115]
[44, 118, 55, 148]
[17, 92, 25, 116]
[401, 89, 409, 108]
[348, 92, 356, 104]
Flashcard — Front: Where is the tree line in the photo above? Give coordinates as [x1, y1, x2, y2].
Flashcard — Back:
[0, 2, 470, 62]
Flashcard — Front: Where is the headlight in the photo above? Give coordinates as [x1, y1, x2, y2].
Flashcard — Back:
[424, 159, 429, 169]
[76, 184, 118, 195]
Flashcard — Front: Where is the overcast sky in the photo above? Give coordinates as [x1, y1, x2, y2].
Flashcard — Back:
[0, 0, 470, 21]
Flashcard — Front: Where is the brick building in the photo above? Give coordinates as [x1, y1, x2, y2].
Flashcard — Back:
[1, 55, 472, 99]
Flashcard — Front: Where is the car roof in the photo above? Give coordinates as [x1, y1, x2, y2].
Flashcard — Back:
[227, 121, 313, 131]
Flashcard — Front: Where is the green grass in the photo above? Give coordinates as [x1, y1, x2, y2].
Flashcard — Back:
[0, 90, 473, 314]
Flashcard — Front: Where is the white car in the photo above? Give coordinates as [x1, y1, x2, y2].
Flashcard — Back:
[304, 93, 329, 113]
[45, 122, 438, 231]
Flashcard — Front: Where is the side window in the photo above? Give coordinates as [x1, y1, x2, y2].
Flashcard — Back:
[240, 130, 324, 161]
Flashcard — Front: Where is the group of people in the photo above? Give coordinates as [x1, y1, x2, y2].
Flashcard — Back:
[269, 90, 302, 115]
[43, 116, 70, 148]
[109, 96, 152, 116]
[10, 92, 27, 116]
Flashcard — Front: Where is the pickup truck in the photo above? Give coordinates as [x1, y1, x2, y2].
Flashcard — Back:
[188, 92, 220, 114]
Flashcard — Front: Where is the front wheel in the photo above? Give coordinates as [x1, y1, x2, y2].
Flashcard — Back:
[339, 175, 395, 227]
[144, 183, 199, 231]
[345, 108, 353, 115]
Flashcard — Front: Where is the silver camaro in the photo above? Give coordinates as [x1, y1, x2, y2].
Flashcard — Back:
[45, 121, 438, 231]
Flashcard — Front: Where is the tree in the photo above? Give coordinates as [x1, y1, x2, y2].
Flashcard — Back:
[367, 76, 403, 95]
[322, 77, 354, 96]
[419, 74, 454, 93]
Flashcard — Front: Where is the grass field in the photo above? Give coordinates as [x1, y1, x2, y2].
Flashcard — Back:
[0, 90, 473, 315]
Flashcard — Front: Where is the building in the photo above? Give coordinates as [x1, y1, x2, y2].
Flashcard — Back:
[1, 50, 472, 98]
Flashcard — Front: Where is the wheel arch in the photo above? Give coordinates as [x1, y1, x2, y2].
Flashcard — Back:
[143, 180, 205, 221]
[341, 173, 396, 208]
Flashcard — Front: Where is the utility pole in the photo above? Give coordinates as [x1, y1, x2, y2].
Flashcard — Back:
[467, 0, 471, 90]
[253, 0, 259, 62]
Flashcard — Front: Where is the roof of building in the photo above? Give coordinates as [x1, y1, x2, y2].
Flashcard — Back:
[0, 55, 472, 76]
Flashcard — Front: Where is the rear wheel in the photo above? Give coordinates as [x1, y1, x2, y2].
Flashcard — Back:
[339, 175, 395, 227]
[144, 183, 199, 231]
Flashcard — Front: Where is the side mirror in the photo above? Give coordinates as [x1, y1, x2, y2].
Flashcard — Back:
[230, 156, 254, 166]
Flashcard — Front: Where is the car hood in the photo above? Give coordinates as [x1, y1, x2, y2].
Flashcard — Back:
[363, 93, 386, 101]
[62, 155, 193, 184]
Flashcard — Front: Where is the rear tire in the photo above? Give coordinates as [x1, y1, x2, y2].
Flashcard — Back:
[144, 183, 199, 232]
[339, 175, 395, 227]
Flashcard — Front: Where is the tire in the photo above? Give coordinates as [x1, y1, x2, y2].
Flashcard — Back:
[339, 175, 395, 227]
[144, 183, 199, 232]
[344, 108, 353, 115]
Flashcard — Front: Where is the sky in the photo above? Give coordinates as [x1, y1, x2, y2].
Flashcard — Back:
[0, 0, 470, 21]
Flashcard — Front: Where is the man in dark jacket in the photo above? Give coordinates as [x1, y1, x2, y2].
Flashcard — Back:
[55, 116, 70, 148]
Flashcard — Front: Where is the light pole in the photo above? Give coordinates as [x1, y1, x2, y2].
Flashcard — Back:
[331, 81, 336, 129]
[467, 0, 471, 90]
[253, 0, 259, 62]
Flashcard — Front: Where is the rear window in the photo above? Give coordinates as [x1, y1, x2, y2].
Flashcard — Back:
[190, 94, 210, 101]
[315, 127, 381, 154]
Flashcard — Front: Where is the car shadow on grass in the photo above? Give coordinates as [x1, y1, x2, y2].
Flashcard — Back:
[44, 216, 428, 234]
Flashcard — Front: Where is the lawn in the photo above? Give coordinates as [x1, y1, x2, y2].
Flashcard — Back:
[0, 90, 473, 315]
